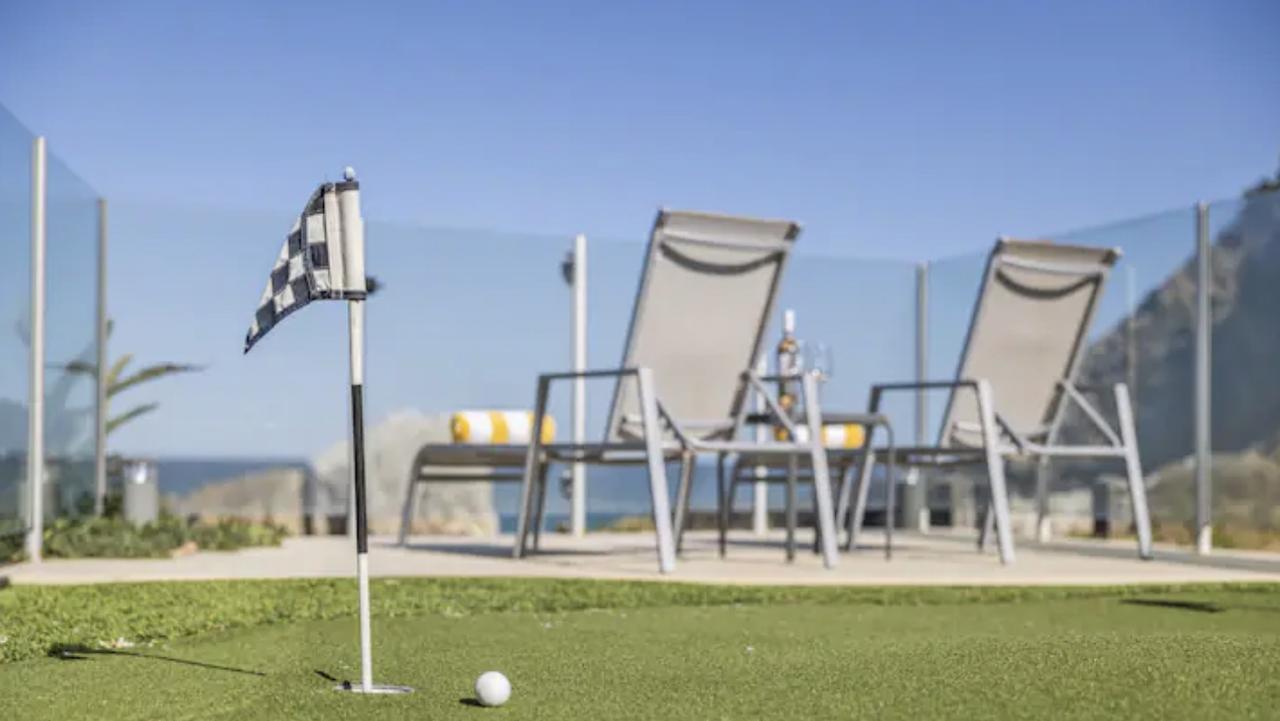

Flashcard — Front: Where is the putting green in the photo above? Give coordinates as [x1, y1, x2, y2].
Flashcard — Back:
[2, 582, 1278, 720]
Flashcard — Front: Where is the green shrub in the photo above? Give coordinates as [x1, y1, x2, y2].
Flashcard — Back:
[20, 515, 289, 560]
[188, 517, 288, 551]
[0, 533, 24, 564]
[601, 515, 657, 532]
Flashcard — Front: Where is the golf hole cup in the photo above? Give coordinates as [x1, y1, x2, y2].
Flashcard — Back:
[475, 671, 511, 707]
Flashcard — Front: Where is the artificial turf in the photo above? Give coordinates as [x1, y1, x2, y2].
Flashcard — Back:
[1, 579, 1278, 720]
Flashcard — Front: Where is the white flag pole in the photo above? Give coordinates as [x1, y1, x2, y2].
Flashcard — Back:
[334, 168, 410, 695]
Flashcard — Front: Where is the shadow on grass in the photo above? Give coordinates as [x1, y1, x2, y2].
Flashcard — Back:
[458, 698, 485, 708]
[1121, 598, 1224, 613]
[48, 644, 266, 676]
[400, 541, 612, 559]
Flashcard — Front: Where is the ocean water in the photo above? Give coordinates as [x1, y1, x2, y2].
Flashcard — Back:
[150, 456, 875, 525]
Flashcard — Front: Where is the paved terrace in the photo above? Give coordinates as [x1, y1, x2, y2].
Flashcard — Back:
[6, 530, 1280, 586]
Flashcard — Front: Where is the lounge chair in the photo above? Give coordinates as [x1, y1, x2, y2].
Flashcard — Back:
[838, 238, 1154, 564]
[401, 209, 843, 573]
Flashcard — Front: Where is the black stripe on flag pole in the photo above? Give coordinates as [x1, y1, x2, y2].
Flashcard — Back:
[351, 383, 369, 555]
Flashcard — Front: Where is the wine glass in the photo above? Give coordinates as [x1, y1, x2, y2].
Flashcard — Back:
[803, 341, 834, 383]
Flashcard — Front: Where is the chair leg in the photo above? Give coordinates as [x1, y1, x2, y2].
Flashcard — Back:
[532, 462, 550, 551]
[801, 373, 839, 569]
[1115, 383, 1153, 560]
[975, 380, 1015, 565]
[1034, 456, 1052, 543]
[785, 455, 797, 562]
[636, 368, 677, 574]
[674, 451, 695, 555]
[397, 465, 420, 547]
[977, 499, 994, 551]
[514, 378, 551, 560]
[717, 453, 729, 558]
[835, 461, 853, 531]
[848, 450, 876, 551]
[812, 486, 821, 555]
[884, 449, 896, 561]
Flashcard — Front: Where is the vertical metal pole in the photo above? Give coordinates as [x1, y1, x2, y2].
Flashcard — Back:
[339, 176, 373, 691]
[93, 198, 108, 516]
[1194, 201, 1212, 555]
[1125, 265, 1137, 397]
[911, 261, 929, 532]
[348, 300, 373, 691]
[779, 310, 797, 554]
[25, 137, 46, 562]
[570, 234, 587, 537]
[751, 355, 768, 535]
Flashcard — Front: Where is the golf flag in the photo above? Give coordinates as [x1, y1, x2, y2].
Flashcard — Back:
[240, 170, 406, 694]
[244, 179, 367, 353]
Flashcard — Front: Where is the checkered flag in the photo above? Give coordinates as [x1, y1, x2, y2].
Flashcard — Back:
[244, 178, 367, 353]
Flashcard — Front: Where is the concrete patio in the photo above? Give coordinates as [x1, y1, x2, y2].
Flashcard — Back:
[6, 530, 1280, 586]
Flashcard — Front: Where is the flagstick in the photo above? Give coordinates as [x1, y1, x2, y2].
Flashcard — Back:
[334, 170, 409, 695]
[347, 298, 374, 692]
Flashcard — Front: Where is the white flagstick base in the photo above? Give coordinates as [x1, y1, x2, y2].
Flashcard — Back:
[334, 685, 415, 695]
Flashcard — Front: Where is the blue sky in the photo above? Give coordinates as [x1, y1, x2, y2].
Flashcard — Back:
[2, 0, 1277, 256]
[1, 0, 1277, 459]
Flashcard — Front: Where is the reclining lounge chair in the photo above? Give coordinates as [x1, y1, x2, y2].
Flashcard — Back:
[401, 210, 844, 573]
[838, 238, 1154, 564]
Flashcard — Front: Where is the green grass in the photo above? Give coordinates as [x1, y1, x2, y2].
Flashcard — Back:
[2, 579, 1278, 720]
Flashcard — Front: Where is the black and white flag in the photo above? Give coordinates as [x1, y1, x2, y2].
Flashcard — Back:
[244, 179, 367, 352]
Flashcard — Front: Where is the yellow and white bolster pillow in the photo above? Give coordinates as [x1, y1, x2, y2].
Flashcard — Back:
[450, 411, 557, 445]
[775, 423, 866, 448]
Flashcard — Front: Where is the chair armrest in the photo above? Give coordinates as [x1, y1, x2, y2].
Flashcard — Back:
[821, 412, 893, 427]
[869, 379, 980, 394]
[536, 367, 642, 383]
[755, 372, 810, 384]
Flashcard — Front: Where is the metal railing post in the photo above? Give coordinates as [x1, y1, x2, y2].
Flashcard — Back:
[25, 137, 47, 562]
[570, 234, 588, 537]
[910, 261, 929, 532]
[94, 197, 108, 516]
[1194, 202, 1212, 555]
[752, 355, 769, 535]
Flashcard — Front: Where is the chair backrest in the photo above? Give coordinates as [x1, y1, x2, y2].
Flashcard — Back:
[937, 238, 1119, 448]
[604, 209, 800, 442]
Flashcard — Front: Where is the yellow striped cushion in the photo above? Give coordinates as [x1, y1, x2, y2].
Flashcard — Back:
[450, 411, 556, 445]
[773, 423, 866, 448]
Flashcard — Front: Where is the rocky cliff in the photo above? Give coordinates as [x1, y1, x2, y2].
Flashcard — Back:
[171, 410, 498, 536]
[1070, 187, 1280, 470]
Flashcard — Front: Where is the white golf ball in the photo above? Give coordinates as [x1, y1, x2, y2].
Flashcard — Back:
[475, 671, 511, 707]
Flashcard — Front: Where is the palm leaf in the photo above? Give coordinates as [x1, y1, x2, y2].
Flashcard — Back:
[60, 360, 98, 376]
[110, 362, 203, 398]
[104, 354, 133, 392]
[107, 403, 159, 435]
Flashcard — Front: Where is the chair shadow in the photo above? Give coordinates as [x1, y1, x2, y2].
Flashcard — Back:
[399, 540, 611, 559]
[49, 644, 266, 676]
[712, 535, 895, 553]
[1121, 598, 1224, 614]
